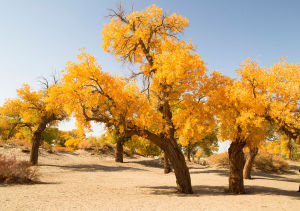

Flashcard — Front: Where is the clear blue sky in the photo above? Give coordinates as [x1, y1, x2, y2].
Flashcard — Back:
[1, 0, 299, 136]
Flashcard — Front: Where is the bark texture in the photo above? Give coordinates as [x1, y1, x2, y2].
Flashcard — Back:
[186, 143, 191, 162]
[243, 147, 258, 179]
[228, 140, 246, 194]
[164, 153, 171, 174]
[29, 122, 47, 165]
[287, 138, 297, 160]
[163, 139, 192, 193]
[134, 129, 193, 194]
[115, 138, 124, 163]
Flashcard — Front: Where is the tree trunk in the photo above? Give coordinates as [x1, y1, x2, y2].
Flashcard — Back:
[287, 138, 296, 160]
[228, 140, 246, 194]
[115, 138, 124, 163]
[164, 139, 193, 194]
[7, 123, 18, 140]
[137, 129, 193, 194]
[187, 144, 191, 162]
[30, 122, 47, 165]
[243, 147, 258, 179]
[164, 152, 171, 174]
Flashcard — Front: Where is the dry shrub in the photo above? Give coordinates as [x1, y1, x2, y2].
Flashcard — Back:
[97, 143, 115, 155]
[78, 140, 93, 150]
[254, 151, 289, 173]
[207, 151, 289, 173]
[5, 138, 31, 148]
[0, 154, 38, 184]
[49, 146, 72, 153]
[207, 152, 229, 168]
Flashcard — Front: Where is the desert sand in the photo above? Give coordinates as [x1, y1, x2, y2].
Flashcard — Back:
[0, 145, 299, 211]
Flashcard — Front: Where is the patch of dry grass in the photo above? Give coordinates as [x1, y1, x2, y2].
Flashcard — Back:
[207, 151, 289, 173]
[0, 154, 38, 184]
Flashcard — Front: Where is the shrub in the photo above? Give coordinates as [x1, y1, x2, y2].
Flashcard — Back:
[49, 146, 72, 153]
[0, 154, 38, 184]
[207, 152, 229, 168]
[5, 138, 31, 148]
[64, 137, 82, 150]
[254, 151, 289, 173]
[207, 151, 289, 173]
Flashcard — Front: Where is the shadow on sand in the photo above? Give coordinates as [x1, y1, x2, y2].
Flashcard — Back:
[40, 163, 148, 172]
[125, 159, 163, 169]
[191, 167, 300, 183]
[0, 181, 60, 187]
[139, 185, 300, 199]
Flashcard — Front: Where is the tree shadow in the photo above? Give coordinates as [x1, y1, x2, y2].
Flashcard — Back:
[190, 168, 229, 177]
[40, 163, 148, 172]
[190, 167, 300, 183]
[0, 181, 60, 187]
[125, 159, 164, 169]
[139, 185, 300, 199]
[251, 171, 300, 183]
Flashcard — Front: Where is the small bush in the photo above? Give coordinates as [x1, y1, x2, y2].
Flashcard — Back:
[78, 139, 93, 150]
[254, 151, 289, 173]
[5, 138, 31, 148]
[207, 151, 289, 173]
[207, 152, 229, 168]
[0, 154, 38, 184]
[49, 146, 72, 153]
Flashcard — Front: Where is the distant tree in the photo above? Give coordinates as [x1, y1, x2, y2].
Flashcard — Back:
[1, 77, 68, 165]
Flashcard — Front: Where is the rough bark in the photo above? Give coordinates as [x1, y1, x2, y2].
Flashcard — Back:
[287, 138, 296, 160]
[163, 138, 192, 194]
[29, 122, 47, 165]
[228, 140, 246, 194]
[186, 143, 191, 162]
[164, 152, 171, 174]
[115, 138, 124, 163]
[7, 123, 18, 140]
[243, 147, 258, 179]
[132, 129, 193, 194]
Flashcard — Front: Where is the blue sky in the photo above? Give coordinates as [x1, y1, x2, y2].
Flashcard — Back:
[1, 0, 299, 137]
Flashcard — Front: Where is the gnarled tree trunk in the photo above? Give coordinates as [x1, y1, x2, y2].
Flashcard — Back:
[243, 147, 258, 179]
[163, 138, 192, 194]
[136, 129, 193, 194]
[30, 122, 47, 165]
[287, 138, 296, 160]
[164, 152, 171, 174]
[115, 138, 124, 163]
[186, 142, 191, 162]
[228, 139, 246, 194]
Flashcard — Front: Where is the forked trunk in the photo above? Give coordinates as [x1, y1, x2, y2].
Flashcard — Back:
[115, 138, 124, 163]
[164, 152, 171, 174]
[243, 147, 258, 179]
[228, 140, 246, 194]
[30, 122, 47, 165]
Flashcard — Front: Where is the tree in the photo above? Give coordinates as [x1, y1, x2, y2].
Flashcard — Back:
[101, 4, 214, 194]
[1, 79, 67, 165]
[211, 63, 268, 193]
[214, 58, 299, 192]
[238, 59, 299, 180]
[60, 4, 215, 193]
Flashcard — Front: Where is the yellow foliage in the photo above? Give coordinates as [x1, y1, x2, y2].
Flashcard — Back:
[64, 138, 83, 150]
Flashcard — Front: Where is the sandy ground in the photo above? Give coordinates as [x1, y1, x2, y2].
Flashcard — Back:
[0, 145, 299, 211]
